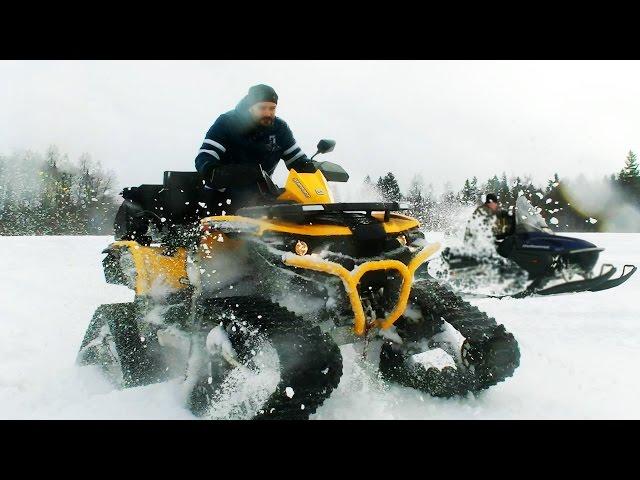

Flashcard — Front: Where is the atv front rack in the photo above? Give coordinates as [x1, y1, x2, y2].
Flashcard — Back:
[283, 242, 440, 335]
[237, 202, 410, 222]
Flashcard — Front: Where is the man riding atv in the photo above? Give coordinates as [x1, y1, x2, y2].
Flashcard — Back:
[195, 84, 317, 212]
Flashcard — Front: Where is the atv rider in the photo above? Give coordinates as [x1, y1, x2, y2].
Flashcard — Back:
[194, 84, 317, 212]
[464, 193, 511, 254]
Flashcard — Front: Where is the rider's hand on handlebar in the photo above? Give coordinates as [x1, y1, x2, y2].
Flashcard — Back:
[292, 161, 318, 174]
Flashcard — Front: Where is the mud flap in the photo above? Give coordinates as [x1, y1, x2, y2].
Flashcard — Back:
[82, 303, 162, 388]
[104, 303, 152, 387]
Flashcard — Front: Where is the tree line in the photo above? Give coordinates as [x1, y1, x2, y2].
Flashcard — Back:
[0, 146, 120, 235]
[1, 146, 639, 235]
[368, 151, 640, 233]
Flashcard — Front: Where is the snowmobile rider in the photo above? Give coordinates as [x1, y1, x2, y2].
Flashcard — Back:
[464, 193, 511, 245]
[194, 84, 317, 211]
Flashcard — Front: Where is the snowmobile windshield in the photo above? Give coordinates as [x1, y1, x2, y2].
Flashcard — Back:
[515, 196, 553, 233]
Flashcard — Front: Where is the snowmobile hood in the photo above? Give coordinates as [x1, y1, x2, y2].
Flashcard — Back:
[517, 231, 604, 254]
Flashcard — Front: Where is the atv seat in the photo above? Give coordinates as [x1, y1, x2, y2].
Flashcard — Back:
[163, 171, 206, 191]
[115, 171, 249, 244]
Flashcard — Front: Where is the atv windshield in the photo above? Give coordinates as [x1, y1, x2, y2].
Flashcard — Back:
[515, 196, 553, 234]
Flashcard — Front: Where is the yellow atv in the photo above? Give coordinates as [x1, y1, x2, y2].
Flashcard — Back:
[77, 139, 520, 419]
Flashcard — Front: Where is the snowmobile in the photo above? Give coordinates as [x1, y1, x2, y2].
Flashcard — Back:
[423, 196, 636, 298]
[77, 139, 520, 419]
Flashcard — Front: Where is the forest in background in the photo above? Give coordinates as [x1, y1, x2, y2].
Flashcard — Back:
[0, 146, 118, 235]
[366, 150, 640, 233]
[1, 146, 639, 235]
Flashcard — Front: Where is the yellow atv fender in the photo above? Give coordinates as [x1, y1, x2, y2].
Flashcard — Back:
[103, 241, 190, 295]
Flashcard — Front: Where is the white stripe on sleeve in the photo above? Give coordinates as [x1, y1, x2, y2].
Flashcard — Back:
[283, 143, 299, 156]
[203, 139, 226, 152]
[198, 149, 220, 160]
[284, 150, 305, 165]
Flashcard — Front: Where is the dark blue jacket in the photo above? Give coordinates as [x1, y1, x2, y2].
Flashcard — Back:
[195, 98, 314, 187]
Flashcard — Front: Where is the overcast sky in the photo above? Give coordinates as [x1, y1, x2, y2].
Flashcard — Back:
[1, 60, 639, 193]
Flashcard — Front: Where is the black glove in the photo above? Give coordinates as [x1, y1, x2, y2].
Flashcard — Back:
[290, 160, 318, 174]
[209, 164, 263, 189]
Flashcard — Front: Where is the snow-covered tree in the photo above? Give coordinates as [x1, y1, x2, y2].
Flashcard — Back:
[376, 172, 402, 202]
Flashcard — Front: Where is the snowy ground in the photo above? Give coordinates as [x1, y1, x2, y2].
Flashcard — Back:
[1, 234, 638, 419]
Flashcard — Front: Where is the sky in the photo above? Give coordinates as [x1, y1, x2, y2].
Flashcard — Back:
[1, 60, 639, 194]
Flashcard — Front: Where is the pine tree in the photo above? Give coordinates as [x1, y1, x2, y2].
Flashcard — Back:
[460, 179, 472, 203]
[406, 174, 427, 223]
[485, 175, 500, 196]
[460, 178, 479, 204]
[406, 175, 424, 204]
[376, 172, 402, 201]
[618, 150, 640, 202]
[499, 172, 510, 204]
[470, 176, 479, 200]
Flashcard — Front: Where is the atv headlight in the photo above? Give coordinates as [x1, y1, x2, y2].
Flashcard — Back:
[294, 240, 309, 256]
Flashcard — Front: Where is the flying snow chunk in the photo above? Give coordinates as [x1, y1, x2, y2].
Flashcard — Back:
[285, 387, 295, 398]
[589, 217, 598, 224]
[205, 325, 237, 359]
[546, 198, 552, 204]
[536, 193, 544, 199]
[198, 202, 207, 208]
[161, 217, 166, 223]
[226, 199, 231, 205]
[411, 348, 456, 370]
[550, 217, 559, 225]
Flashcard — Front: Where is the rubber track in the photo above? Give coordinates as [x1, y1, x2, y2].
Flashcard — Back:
[411, 280, 520, 392]
[380, 280, 519, 396]
[77, 303, 158, 387]
[195, 296, 343, 420]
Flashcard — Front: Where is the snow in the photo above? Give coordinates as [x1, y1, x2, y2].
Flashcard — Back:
[1, 234, 639, 419]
